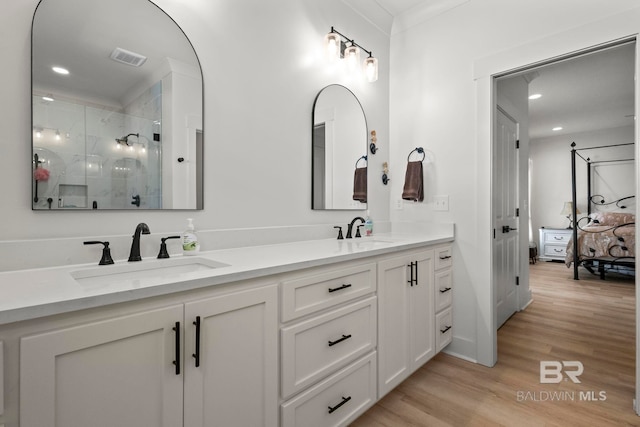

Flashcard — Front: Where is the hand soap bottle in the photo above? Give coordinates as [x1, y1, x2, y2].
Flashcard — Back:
[182, 218, 200, 255]
[364, 210, 374, 236]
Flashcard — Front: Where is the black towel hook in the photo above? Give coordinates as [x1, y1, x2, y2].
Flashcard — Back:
[407, 147, 425, 162]
[355, 155, 368, 168]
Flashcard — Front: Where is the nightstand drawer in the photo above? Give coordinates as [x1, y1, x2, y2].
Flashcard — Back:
[545, 232, 571, 244]
[543, 245, 567, 257]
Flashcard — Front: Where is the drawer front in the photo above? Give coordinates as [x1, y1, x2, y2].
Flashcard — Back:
[435, 269, 453, 313]
[436, 308, 453, 353]
[281, 263, 376, 322]
[543, 244, 567, 257]
[434, 245, 452, 270]
[281, 297, 377, 399]
[281, 352, 377, 427]
[545, 232, 571, 244]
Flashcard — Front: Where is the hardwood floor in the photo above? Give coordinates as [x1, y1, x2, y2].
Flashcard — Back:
[352, 261, 637, 426]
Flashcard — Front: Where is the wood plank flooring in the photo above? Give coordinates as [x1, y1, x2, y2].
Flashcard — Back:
[352, 261, 637, 426]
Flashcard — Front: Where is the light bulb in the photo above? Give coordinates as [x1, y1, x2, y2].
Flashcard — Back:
[345, 44, 360, 72]
[364, 56, 378, 82]
[35, 129, 42, 138]
[325, 32, 341, 62]
[55, 130, 61, 141]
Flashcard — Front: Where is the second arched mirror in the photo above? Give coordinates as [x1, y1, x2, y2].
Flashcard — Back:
[312, 85, 368, 210]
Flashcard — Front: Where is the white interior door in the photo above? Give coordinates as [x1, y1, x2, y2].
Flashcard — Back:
[494, 108, 519, 328]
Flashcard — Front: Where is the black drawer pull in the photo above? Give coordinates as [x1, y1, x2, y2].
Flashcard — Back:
[439, 287, 452, 293]
[439, 255, 452, 260]
[328, 396, 352, 414]
[173, 321, 180, 375]
[192, 316, 201, 367]
[553, 248, 563, 253]
[328, 334, 352, 347]
[553, 236, 565, 240]
[328, 283, 352, 293]
[440, 325, 452, 334]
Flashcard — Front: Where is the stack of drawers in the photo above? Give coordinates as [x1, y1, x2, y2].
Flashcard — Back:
[434, 245, 453, 352]
[279, 262, 378, 427]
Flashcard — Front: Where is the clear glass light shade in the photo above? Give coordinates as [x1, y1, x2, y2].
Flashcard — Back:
[345, 44, 360, 72]
[364, 56, 378, 82]
[324, 32, 341, 62]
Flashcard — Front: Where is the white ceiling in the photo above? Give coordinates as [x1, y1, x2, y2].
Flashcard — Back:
[522, 42, 635, 140]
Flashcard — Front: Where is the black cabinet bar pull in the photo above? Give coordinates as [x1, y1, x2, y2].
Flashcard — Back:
[415, 260, 418, 286]
[439, 287, 452, 293]
[440, 325, 452, 334]
[328, 396, 352, 414]
[328, 283, 352, 293]
[328, 334, 352, 347]
[192, 316, 201, 367]
[439, 255, 452, 260]
[407, 262, 415, 286]
[173, 321, 181, 375]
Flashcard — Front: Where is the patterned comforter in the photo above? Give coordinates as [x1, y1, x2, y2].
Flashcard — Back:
[565, 224, 635, 267]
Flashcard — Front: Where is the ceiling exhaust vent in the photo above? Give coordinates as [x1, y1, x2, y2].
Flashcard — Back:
[110, 47, 147, 67]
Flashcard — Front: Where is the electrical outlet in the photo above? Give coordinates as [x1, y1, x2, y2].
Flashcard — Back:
[434, 195, 449, 211]
[395, 199, 404, 210]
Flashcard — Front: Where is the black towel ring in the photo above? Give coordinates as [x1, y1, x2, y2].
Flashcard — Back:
[355, 155, 368, 168]
[407, 147, 425, 162]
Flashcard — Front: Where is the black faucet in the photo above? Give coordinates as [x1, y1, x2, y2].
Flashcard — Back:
[128, 223, 150, 262]
[346, 217, 365, 238]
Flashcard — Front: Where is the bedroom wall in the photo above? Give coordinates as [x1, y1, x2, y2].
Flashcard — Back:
[530, 125, 634, 247]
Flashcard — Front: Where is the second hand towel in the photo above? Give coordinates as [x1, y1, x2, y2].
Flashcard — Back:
[402, 161, 424, 202]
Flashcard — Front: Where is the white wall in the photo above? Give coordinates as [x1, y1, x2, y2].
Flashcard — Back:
[389, 1, 640, 364]
[530, 125, 634, 245]
[0, 0, 390, 270]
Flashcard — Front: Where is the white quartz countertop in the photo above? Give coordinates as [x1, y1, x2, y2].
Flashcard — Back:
[0, 230, 453, 325]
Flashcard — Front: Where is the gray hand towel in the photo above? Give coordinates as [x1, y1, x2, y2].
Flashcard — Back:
[402, 161, 423, 202]
[353, 167, 367, 203]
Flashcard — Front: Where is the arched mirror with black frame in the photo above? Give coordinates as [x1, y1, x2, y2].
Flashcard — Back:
[31, 0, 203, 210]
[311, 84, 368, 210]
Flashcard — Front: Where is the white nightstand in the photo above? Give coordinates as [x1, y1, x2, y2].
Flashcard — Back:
[539, 227, 573, 261]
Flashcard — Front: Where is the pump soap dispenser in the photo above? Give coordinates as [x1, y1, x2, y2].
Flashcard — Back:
[182, 218, 200, 255]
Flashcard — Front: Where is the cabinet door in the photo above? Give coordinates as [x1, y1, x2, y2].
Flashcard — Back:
[410, 250, 434, 368]
[20, 305, 184, 427]
[377, 250, 434, 398]
[377, 254, 411, 397]
[184, 285, 278, 427]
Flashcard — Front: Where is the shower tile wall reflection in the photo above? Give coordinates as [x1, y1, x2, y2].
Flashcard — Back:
[32, 82, 162, 209]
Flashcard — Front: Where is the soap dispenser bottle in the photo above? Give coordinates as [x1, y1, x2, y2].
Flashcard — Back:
[364, 210, 373, 236]
[182, 218, 200, 255]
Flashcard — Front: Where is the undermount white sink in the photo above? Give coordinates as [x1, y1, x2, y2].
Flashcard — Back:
[71, 257, 229, 287]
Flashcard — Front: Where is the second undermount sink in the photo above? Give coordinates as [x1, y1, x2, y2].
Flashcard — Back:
[71, 257, 229, 287]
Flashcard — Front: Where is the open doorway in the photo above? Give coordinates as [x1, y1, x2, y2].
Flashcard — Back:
[492, 38, 636, 409]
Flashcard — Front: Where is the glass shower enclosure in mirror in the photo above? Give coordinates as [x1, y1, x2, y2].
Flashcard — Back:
[312, 85, 368, 210]
[31, 0, 203, 210]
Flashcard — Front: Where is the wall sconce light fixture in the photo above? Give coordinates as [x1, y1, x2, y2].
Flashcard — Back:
[324, 27, 378, 82]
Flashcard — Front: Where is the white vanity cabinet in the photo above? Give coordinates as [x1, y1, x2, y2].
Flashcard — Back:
[377, 249, 435, 398]
[19, 283, 278, 427]
[279, 261, 378, 427]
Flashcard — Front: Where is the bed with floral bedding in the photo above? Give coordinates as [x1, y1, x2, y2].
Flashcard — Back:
[565, 212, 635, 279]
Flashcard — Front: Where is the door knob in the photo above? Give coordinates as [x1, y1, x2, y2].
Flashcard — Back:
[502, 225, 518, 233]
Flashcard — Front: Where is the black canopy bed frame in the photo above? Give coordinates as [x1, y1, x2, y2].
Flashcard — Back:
[569, 142, 636, 280]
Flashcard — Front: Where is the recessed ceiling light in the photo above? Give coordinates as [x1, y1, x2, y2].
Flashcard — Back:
[552, 126, 563, 131]
[52, 66, 69, 75]
[529, 93, 542, 100]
